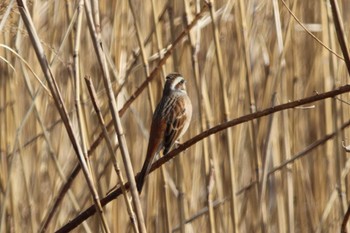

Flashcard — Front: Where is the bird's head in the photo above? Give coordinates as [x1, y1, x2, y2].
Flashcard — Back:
[164, 73, 187, 95]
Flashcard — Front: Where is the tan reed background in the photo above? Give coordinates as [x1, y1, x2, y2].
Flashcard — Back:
[1, 0, 350, 232]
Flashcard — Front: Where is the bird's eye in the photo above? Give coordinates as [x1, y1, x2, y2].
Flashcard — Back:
[180, 79, 185, 84]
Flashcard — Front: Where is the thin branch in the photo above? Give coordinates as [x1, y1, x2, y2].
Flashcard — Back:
[55, 84, 350, 232]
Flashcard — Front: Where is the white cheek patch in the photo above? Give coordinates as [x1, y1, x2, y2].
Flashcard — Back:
[170, 76, 184, 90]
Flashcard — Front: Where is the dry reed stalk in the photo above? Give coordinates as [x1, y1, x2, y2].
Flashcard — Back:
[151, 0, 167, 79]
[328, 0, 350, 232]
[328, 5, 347, 230]
[64, 0, 75, 54]
[19, 71, 45, 233]
[206, 160, 216, 233]
[321, 0, 336, 211]
[0, 0, 14, 30]
[18, 46, 92, 233]
[176, 155, 187, 233]
[149, 0, 171, 231]
[15, 0, 111, 232]
[271, 1, 289, 232]
[259, 94, 277, 233]
[85, 77, 139, 233]
[207, 0, 238, 232]
[49, 8, 77, 66]
[326, 3, 346, 221]
[321, 1, 343, 227]
[3, 1, 350, 232]
[127, 1, 160, 227]
[128, 0, 155, 112]
[236, 0, 261, 182]
[123, 3, 169, 82]
[1, 90, 36, 233]
[74, 0, 93, 177]
[9, 97, 37, 232]
[195, 39, 218, 233]
[14, 25, 40, 233]
[201, 45, 227, 231]
[183, 0, 217, 232]
[83, 0, 146, 231]
[167, 1, 187, 231]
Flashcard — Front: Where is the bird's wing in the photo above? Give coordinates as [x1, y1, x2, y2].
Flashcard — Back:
[163, 99, 187, 154]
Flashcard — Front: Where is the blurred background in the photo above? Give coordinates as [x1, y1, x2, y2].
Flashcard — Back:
[1, 0, 350, 232]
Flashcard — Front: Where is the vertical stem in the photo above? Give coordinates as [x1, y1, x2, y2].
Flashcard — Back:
[83, 0, 147, 232]
[272, 1, 291, 232]
[150, 0, 171, 231]
[85, 77, 139, 233]
[128, 0, 155, 112]
[15, 1, 111, 232]
[177, 156, 186, 233]
[329, 0, 350, 231]
[168, 1, 187, 232]
[207, 1, 238, 232]
[183, 0, 217, 232]
[74, 0, 93, 175]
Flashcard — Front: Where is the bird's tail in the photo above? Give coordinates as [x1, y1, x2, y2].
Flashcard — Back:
[136, 155, 153, 193]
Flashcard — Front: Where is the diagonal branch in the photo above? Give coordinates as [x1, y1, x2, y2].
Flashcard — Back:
[55, 84, 350, 232]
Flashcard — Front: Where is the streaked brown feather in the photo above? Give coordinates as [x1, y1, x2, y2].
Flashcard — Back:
[163, 98, 187, 154]
[137, 73, 191, 193]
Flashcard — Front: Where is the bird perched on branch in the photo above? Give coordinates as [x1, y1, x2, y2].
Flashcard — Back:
[137, 73, 192, 193]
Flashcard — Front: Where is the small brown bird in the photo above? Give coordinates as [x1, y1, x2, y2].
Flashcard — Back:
[137, 73, 192, 193]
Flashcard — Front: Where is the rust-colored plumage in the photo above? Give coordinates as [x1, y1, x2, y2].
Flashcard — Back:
[137, 73, 192, 193]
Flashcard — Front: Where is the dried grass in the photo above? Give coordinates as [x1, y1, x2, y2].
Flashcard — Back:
[1, 0, 350, 232]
